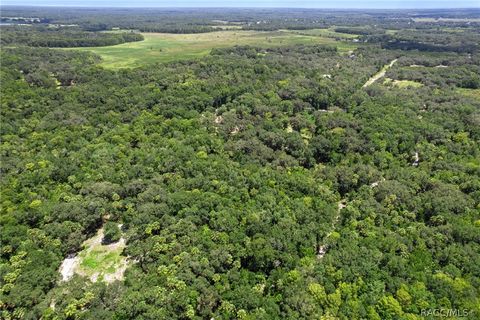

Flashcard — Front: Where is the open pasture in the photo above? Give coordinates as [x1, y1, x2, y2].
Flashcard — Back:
[73, 30, 357, 68]
[288, 28, 360, 39]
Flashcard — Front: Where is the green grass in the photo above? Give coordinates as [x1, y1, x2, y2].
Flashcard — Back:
[288, 28, 360, 39]
[397, 81, 423, 88]
[388, 79, 424, 89]
[71, 30, 357, 69]
[383, 78, 424, 88]
[72, 226, 127, 281]
[457, 88, 480, 100]
[78, 246, 124, 277]
[385, 30, 399, 35]
[81, 254, 100, 269]
[212, 25, 243, 30]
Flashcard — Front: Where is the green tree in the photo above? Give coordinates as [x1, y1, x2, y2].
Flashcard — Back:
[103, 222, 121, 244]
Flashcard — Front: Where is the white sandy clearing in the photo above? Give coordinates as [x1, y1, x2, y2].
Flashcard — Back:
[59, 255, 80, 281]
[59, 224, 129, 283]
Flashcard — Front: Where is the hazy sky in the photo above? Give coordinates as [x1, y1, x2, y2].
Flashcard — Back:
[2, 0, 479, 8]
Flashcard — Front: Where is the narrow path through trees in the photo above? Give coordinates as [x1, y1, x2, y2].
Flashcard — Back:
[317, 178, 386, 260]
[317, 199, 346, 259]
[362, 58, 398, 88]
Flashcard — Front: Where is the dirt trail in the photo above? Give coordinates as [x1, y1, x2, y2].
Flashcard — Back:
[317, 179, 385, 259]
[317, 200, 346, 259]
[362, 59, 398, 88]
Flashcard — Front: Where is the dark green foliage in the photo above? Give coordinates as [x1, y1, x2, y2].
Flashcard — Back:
[375, 29, 480, 53]
[102, 222, 121, 244]
[1, 9, 480, 320]
[1, 26, 143, 47]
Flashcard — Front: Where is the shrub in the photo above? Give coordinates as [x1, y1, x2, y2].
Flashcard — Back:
[102, 222, 121, 244]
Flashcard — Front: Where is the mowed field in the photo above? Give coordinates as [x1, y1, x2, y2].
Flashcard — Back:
[288, 28, 360, 39]
[73, 30, 358, 68]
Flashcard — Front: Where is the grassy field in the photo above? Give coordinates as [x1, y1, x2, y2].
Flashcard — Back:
[212, 25, 243, 30]
[73, 30, 357, 68]
[385, 29, 400, 35]
[288, 28, 360, 39]
[457, 88, 480, 100]
[76, 225, 128, 283]
[384, 78, 424, 89]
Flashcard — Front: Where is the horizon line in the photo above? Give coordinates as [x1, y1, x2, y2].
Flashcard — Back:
[2, 5, 480, 9]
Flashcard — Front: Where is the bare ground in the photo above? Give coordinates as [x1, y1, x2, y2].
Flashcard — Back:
[363, 59, 398, 88]
[58, 224, 128, 283]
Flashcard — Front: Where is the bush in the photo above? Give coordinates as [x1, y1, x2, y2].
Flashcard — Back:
[102, 222, 121, 244]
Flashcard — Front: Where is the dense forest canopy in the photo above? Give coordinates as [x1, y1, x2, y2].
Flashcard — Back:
[0, 6, 479, 320]
[1, 26, 143, 48]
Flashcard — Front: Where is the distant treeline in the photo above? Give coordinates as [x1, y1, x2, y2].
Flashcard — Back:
[334, 27, 384, 35]
[382, 40, 478, 53]
[79, 22, 218, 33]
[211, 45, 337, 58]
[2, 7, 479, 34]
[135, 25, 216, 33]
[1, 26, 144, 47]
[373, 29, 480, 53]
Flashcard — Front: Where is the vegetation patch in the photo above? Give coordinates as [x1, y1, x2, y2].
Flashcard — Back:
[384, 78, 424, 88]
[289, 28, 360, 39]
[61, 225, 128, 283]
[412, 17, 480, 22]
[1, 26, 143, 47]
[457, 88, 480, 100]
[3, 8, 480, 319]
[71, 30, 357, 68]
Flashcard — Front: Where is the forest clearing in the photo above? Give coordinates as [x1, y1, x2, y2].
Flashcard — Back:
[59, 224, 128, 283]
[72, 30, 357, 68]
